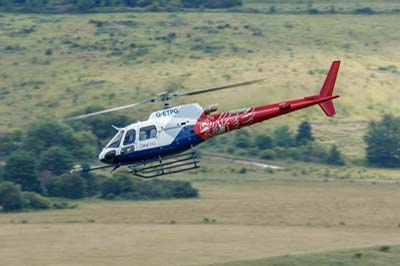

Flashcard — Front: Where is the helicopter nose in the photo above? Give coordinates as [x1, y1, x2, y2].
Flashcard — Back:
[99, 149, 116, 164]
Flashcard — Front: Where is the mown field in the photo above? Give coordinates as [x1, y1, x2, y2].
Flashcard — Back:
[2, 162, 400, 266]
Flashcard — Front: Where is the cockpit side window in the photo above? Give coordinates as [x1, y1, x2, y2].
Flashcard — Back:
[106, 130, 124, 148]
[123, 129, 136, 146]
[139, 125, 157, 141]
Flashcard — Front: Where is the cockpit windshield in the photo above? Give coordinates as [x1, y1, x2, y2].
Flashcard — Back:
[106, 130, 124, 148]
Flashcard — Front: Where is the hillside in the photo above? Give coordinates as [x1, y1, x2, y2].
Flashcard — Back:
[0, 11, 399, 157]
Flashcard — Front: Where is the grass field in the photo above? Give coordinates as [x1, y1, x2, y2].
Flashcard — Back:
[2, 163, 400, 266]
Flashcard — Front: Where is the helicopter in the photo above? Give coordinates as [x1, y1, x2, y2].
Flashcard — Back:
[68, 61, 341, 178]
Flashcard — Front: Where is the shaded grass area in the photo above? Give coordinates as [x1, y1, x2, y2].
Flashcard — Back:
[207, 245, 400, 266]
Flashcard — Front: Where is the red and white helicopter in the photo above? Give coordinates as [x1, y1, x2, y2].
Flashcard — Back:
[69, 61, 340, 178]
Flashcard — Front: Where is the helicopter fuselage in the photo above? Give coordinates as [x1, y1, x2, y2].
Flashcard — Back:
[72, 60, 341, 176]
[99, 90, 337, 165]
[99, 103, 205, 164]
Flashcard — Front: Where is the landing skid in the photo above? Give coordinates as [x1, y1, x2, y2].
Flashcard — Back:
[129, 149, 199, 178]
[71, 148, 200, 178]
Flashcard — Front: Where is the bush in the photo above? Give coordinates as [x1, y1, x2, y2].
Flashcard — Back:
[0, 181, 25, 211]
[260, 149, 275, 160]
[99, 175, 198, 200]
[354, 7, 375, 15]
[22, 192, 51, 209]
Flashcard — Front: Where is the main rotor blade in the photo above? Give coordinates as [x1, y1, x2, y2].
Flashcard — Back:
[178, 78, 265, 97]
[66, 99, 153, 121]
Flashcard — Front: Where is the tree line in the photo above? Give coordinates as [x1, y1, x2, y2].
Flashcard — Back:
[210, 121, 346, 166]
[1, 111, 399, 211]
[0, 0, 243, 12]
[227, 114, 400, 168]
[0, 107, 198, 212]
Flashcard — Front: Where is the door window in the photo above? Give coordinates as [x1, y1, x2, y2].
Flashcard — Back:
[139, 125, 157, 141]
[123, 129, 136, 146]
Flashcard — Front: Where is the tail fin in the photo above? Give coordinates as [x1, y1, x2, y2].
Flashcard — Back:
[318, 61, 340, 117]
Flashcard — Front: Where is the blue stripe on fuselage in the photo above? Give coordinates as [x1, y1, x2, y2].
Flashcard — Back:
[115, 125, 204, 163]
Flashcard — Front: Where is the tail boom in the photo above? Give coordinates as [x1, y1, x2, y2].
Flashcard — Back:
[193, 61, 340, 139]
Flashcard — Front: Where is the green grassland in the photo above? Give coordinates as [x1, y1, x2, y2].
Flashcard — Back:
[0, 11, 399, 158]
[243, 0, 400, 13]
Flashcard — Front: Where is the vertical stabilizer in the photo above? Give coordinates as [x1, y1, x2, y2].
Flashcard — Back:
[318, 61, 340, 116]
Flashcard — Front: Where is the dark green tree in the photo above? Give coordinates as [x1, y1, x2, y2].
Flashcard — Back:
[38, 146, 74, 176]
[24, 120, 75, 155]
[181, 0, 202, 8]
[326, 144, 345, 166]
[77, 0, 96, 11]
[57, 173, 87, 199]
[124, 0, 137, 6]
[181, 0, 241, 8]
[203, 0, 242, 8]
[254, 134, 273, 150]
[296, 121, 314, 144]
[234, 130, 251, 148]
[235, 134, 250, 148]
[3, 151, 40, 192]
[364, 114, 400, 167]
[0, 130, 24, 159]
[69, 105, 131, 142]
[273, 125, 295, 147]
[71, 130, 97, 160]
[136, 0, 153, 7]
[99, 177, 121, 198]
[0, 181, 25, 211]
